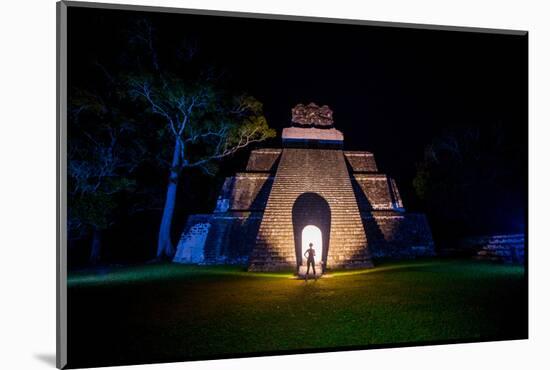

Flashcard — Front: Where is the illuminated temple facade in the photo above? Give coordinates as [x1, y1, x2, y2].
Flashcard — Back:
[174, 103, 434, 272]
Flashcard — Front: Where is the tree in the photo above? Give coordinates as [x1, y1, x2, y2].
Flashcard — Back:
[412, 124, 526, 240]
[69, 18, 275, 261]
[68, 89, 143, 264]
[129, 76, 275, 258]
[119, 18, 276, 259]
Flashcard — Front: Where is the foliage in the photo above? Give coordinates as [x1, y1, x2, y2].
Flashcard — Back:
[68, 16, 275, 261]
[413, 124, 526, 238]
[68, 87, 143, 239]
[126, 74, 275, 176]
[119, 18, 275, 258]
[121, 18, 275, 176]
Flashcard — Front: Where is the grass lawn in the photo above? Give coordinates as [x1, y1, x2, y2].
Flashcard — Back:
[67, 259, 527, 368]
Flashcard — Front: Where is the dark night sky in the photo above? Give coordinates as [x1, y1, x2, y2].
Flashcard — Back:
[67, 6, 527, 253]
[68, 7, 527, 158]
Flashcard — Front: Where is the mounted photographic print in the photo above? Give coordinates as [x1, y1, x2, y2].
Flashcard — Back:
[57, 1, 528, 368]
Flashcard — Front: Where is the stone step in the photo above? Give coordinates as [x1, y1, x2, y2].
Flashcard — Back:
[249, 148, 372, 272]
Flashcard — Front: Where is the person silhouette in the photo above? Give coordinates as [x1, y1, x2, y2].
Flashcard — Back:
[304, 242, 316, 280]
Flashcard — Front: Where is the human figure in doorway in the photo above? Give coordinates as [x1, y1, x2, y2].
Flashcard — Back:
[304, 242, 316, 280]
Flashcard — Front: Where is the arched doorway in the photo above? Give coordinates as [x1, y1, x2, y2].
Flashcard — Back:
[292, 193, 331, 273]
[301, 225, 322, 266]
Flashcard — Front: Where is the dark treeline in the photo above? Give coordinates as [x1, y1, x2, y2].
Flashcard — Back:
[68, 11, 275, 268]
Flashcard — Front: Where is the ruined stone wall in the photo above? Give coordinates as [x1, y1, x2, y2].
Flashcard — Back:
[344, 151, 378, 172]
[246, 149, 281, 172]
[175, 170, 271, 264]
[352, 174, 396, 210]
[249, 148, 372, 271]
[218, 173, 274, 211]
[175, 150, 278, 265]
[173, 214, 212, 264]
[388, 178, 404, 210]
[447, 234, 525, 264]
[362, 211, 434, 258]
[176, 141, 435, 268]
[202, 212, 263, 263]
[474, 234, 525, 264]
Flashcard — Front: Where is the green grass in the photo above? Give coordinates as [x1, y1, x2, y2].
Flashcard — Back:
[67, 259, 527, 368]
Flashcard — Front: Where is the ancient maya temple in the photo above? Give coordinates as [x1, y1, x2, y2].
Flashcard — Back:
[174, 103, 434, 275]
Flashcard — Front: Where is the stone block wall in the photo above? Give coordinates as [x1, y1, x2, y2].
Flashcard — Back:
[173, 215, 212, 264]
[474, 234, 525, 263]
[249, 148, 373, 271]
[246, 148, 281, 172]
[442, 234, 525, 264]
[217, 173, 274, 211]
[388, 178, 404, 210]
[352, 174, 396, 210]
[175, 139, 435, 269]
[362, 211, 435, 258]
[344, 151, 378, 172]
[203, 212, 263, 263]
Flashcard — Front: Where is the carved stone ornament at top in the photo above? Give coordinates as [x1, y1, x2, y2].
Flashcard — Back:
[291, 103, 334, 127]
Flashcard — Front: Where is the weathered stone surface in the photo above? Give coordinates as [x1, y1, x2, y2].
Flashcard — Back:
[291, 103, 334, 127]
[245, 149, 281, 172]
[216, 173, 274, 212]
[282, 127, 344, 144]
[352, 174, 394, 210]
[441, 234, 525, 264]
[174, 104, 435, 271]
[249, 148, 373, 271]
[203, 212, 263, 263]
[469, 234, 524, 264]
[344, 151, 378, 172]
[173, 215, 212, 264]
[388, 178, 404, 210]
[351, 174, 405, 211]
[362, 212, 434, 258]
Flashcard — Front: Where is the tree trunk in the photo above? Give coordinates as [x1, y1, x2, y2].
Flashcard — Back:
[156, 139, 182, 259]
[89, 228, 102, 265]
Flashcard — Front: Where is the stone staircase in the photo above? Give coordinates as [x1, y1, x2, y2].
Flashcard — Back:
[249, 148, 373, 271]
[474, 234, 525, 264]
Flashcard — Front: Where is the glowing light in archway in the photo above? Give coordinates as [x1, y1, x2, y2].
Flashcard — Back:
[301, 225, 322, 265]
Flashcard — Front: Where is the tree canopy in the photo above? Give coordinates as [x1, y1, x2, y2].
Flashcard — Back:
[413, 124, 526, 242]
[67, 17, 275, 265]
